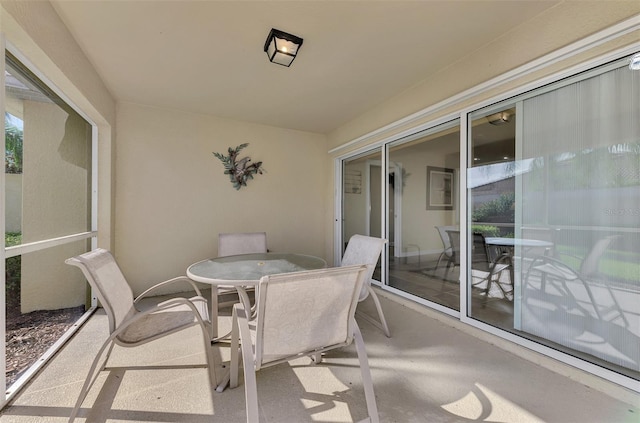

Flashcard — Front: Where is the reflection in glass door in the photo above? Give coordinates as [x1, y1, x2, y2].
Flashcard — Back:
[342, 149, 383, 280]
[467, 57, 640, 381]
[386, 120, 461, 311]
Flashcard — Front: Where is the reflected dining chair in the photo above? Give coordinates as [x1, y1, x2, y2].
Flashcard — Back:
[65, 248, 215, 422]
[435, 225, 458, 270]
[341, 234, 391, 337]
[229, 264, 379, 423]
[445, 230, 511, 301]
[470, 232, 511, 301]
[443, 230, 461, 281]
[525, 235, 626, 325]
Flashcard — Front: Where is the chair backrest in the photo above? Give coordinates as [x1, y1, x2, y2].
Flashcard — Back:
[341, 234, 385, 301]
[65, 248, 136, 335]
[580, 235, 619, 277]
[445, 230, 461, 265]
[471, 232, 495, 272]
[253, 265, 368, 369]
[435, 225, 458, 252]
[218, 232, 267, 257]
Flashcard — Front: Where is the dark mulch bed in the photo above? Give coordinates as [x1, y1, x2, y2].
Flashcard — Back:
[6, 304, 85, 386]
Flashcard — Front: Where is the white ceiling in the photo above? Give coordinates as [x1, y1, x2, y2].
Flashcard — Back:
[50, 1, 560, 134]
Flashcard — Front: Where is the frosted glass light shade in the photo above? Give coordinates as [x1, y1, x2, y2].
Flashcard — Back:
[264, 28, 303, 67]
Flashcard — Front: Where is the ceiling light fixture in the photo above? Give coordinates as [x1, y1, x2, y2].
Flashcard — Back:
[487, 111, 511, 126]
[264, 28, 304, 67]
[629, 52, 640, 70]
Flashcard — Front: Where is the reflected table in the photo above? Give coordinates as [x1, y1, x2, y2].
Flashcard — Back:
[187, 253, 327, 339]
[484, 237, 553, 249]
[484, 237, 554, 296]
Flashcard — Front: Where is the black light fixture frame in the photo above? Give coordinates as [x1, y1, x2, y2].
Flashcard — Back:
[264, 28, 304, 67]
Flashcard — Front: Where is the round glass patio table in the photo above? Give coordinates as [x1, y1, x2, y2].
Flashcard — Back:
[188, 252, 327, 284]
[187, 252, 327, 339]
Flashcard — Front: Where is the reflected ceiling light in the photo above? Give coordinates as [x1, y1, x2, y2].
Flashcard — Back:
[629, 53, 640, 70]
[487, 111, 511, 126]
[264, 28, 304, 67]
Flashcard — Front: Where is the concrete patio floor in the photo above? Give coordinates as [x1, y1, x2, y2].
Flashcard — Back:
[1, 289, 638, 422]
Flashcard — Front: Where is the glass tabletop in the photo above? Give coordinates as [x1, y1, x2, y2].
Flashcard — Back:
[187, 252, 327, 285]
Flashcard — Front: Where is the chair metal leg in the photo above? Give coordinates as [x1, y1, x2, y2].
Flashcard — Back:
[356, 285, 391, 337]
[196, 314, 218, 391]
[435, 252, 445, 270]
[230, 306, 241, 389]
[241, 316, 259, 422]
[353, 321, 379, 423]
[69, 337, 116, 422]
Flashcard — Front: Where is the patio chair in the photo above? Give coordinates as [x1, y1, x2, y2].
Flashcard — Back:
[218, 231, 268, 257]
[229, 265, 379, 423]
[525, 235, 626, 325]
[65, 248, 216, 422]
[444, 231, 510, 300]
[342, 234, 391, 337]
[434, 225, 458, 270]
[215, 232, 268, 311]
[470, 232, 511, 301]
[443, 229, 461, 281]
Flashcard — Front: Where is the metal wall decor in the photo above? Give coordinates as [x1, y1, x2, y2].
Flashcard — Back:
[213, 143, 264, 190]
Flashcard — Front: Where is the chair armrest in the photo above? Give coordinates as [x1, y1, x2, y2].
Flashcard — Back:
[526, 254, 580, 281]
[135, 276, 204, 303]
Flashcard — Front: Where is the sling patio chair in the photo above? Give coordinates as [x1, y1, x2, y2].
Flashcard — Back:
[524, 235, 627, 325]
[434, 225, 458, 271]
[65, 248, 216, 422]
[218, 231, 268, 257]
[229, 264, 379, 423]
[445, 231, 511, 301]
[341, 234, 391, 337]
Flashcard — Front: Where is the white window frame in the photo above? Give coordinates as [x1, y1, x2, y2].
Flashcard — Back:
[0, 42, 99, 406]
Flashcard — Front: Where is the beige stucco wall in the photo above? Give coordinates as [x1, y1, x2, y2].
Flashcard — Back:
[5, 174, 21, 233]
[115, 103, 328, 295]
[20, 101, 90, 312]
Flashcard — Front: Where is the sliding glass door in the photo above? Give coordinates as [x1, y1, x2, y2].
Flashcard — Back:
[337, 52, 639, 388]
[467, 57, 640, 380]
[342, 149, 383, 280]
[386, 120, 461, 310]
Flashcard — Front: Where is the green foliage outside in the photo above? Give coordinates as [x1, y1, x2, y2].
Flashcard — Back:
[6, 232, 21, 247]
[555, 244, 639, 283]
[5, 232, 22, 310]
[472, 192, 515, 223]
[470, 225, 501, 237]
[5, 113, 23, 174]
